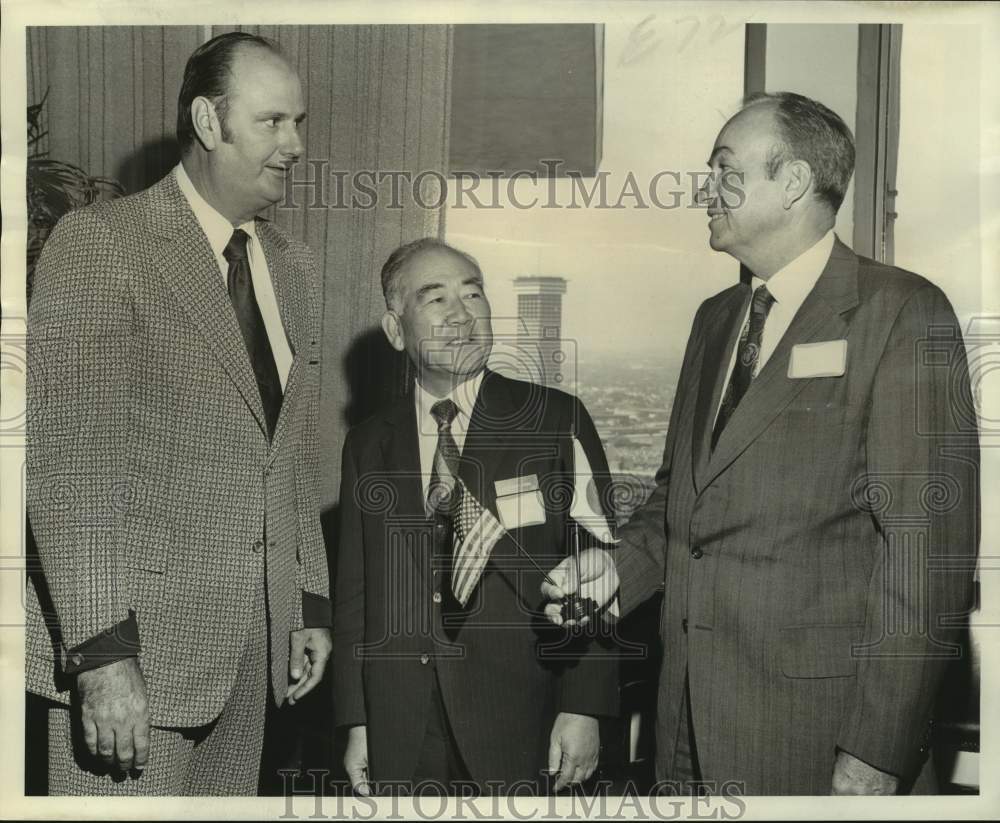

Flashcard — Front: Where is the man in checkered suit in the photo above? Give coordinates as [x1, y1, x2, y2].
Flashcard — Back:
[332, 238, 619, 794]
[26, 32, 331, 795]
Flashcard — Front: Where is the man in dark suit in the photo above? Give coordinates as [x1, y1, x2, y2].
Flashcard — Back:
[543, 92, 979, 795]
[332, 238, 618, 794]
[27, 32, 331, 794]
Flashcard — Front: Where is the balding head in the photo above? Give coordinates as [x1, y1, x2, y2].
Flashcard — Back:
[738, 91, 855, 214]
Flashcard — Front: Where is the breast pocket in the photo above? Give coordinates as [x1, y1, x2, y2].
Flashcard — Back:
[781, 401, 861, 428]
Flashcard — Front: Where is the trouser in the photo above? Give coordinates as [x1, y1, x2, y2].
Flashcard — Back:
[408, 667, 473, 795]
[670, 670, 702, 790]
[45, 575, 270, 796]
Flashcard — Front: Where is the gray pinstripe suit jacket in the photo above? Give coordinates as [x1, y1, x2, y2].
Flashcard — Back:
[615, 238, 979, 794]
[26, 171, 329, 727]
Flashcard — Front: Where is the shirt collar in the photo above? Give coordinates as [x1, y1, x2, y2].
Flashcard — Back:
[415, 370, 486, 424]
[752, 230, 834, 303]
[175, 163, 258, 258]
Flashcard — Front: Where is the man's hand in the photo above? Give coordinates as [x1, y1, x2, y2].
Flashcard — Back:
[541, 548, 619, 627]
[287, 627, 332, 705]
[547, 712, 600, 791]
[75, 657, 150, 772]
[344, 724, 371, 796]
[831, 750, 899, 795]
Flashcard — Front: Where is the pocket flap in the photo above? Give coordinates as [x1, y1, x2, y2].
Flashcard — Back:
[780, 623, 864, 679]
[123, 518, 171, 573]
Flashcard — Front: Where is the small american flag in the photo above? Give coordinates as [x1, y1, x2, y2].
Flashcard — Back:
[451, 477, 507, 606]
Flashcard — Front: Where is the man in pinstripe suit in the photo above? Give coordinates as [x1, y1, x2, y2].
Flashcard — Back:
[543, 92, 979, 794]
[26, 32, 331, 795]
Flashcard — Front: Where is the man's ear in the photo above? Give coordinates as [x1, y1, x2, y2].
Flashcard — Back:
[191, 97, 223, 152]
[782, 159, 813, 209]
[381, 310, 405, 352]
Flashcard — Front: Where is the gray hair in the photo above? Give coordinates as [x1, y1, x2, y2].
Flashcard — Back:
[380, 237, 483, 311]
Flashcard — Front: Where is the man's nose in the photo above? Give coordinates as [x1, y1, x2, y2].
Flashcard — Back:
[447, 299, 473, 325]
[695, 174, 716, 206]
[283, 124, 304, 159]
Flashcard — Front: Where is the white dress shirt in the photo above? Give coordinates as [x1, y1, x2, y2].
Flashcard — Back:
[714, 230, 835, 424]
[415, 371, 485, 505]
[175, 163, 293, 390]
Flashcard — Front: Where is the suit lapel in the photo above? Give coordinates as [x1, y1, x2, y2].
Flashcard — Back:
[146, 173, 268, 437]
[256, 219, 303, 356]
[692, 286, 750, 493]
[457, 370, 517, 518]
[379, 398, 430, 584]
[256, 220, 306, 455]
[452, 372, 528, 616]
[702, 239, 860, 490]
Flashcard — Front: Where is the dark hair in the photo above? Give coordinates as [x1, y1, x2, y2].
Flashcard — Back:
[380, 238, 483, 310]
[176, 31, 281, 152]
[742, 91, 856, 213]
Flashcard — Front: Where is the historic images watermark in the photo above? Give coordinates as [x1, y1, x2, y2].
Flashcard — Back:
[278, 771, 748, 820]
[277, 159, 746, 212]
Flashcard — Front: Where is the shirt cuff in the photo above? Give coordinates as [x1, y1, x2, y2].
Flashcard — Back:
[64, 611, 140, 675]
[302, 591, 333, 628]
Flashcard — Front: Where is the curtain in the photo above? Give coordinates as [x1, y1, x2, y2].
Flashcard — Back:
[27, 25, 453, 510]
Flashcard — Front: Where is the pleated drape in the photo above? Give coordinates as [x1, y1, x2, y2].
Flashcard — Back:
[27, 25, 453, 509]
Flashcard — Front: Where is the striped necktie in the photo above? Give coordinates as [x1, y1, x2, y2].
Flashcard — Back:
[427, 398, 461, 515]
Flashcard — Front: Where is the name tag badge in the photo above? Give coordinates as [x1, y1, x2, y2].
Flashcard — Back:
[495, 474, 545, 530]
[788, 339, 848, 379]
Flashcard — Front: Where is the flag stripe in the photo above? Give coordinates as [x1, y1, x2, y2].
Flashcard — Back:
[454, 513, 503, 601]
[454, 513, 504, 602]
[451, 477, 506, 606]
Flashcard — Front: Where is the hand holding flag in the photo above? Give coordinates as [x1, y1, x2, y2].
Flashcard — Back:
[542, 548, 619, 627]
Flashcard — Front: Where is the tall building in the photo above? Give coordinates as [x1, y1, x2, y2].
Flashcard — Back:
[512, 276, 567, 387]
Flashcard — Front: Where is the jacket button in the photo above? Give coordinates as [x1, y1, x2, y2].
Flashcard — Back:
[420, 653, 430, 665]
[690, 547, 703, 559]
[432, 592, 442, 604]
[681, 618, 688, 633]
[70, 653, 84, 667]
[252, 539, 265, 554]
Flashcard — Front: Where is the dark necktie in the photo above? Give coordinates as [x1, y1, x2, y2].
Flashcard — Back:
[427, 399, 461, 516]
[223, 229, 283, 440]
[712, 284, 775, 449]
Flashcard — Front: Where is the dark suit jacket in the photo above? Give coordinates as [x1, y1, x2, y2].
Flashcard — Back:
[614, 238, 979, 794]
[332, 370, 619, 788]
[26, 171, 330, 726]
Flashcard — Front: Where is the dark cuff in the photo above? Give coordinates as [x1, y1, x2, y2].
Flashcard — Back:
[302, 591, 333, 628]
[64, 611, 140, 676]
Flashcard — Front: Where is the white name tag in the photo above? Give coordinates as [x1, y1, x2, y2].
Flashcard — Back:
[495, 489, 546, 530]
[788, 339, 848, 379]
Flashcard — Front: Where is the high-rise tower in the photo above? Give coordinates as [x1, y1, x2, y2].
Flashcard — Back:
[512, 276, 568, 387]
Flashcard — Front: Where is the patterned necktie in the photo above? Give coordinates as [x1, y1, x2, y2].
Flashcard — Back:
[712, 284, 775, 449]
[223, 229, 283, 441]
[427, 398, 461, 515]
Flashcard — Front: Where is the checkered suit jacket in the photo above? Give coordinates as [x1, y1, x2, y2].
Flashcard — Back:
[25, 170, 329, 727]
[614, 238, 979, 794]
